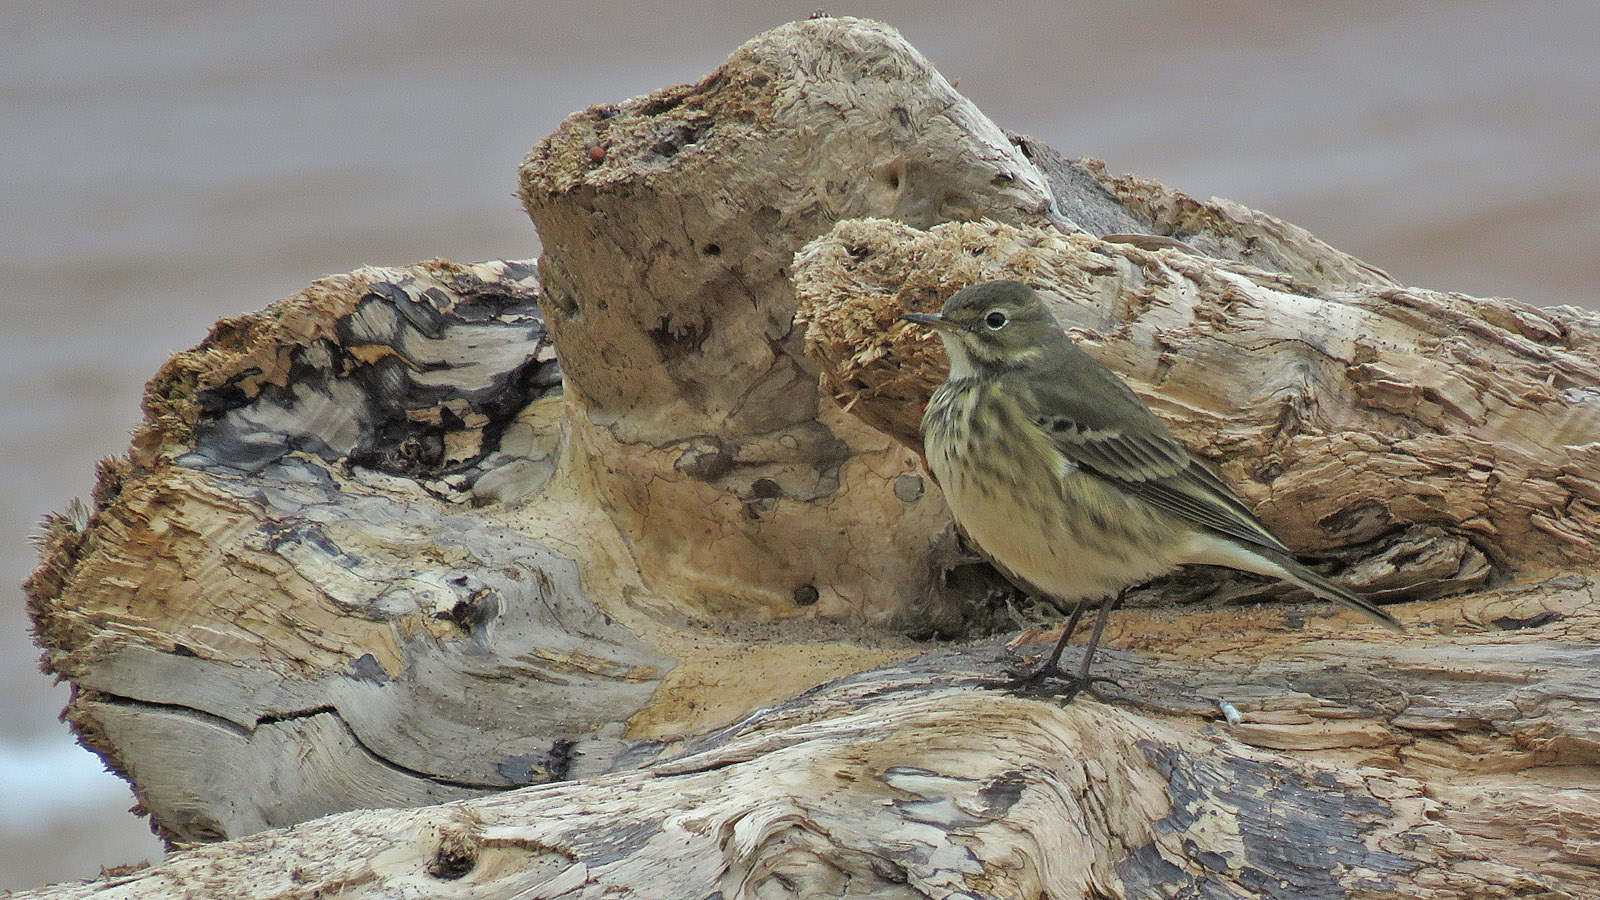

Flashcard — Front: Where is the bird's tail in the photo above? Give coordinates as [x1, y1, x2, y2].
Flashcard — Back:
[1276, 557, 1404, 632]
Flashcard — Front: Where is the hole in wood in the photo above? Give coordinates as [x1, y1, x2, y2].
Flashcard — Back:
[646, 315, 708, 358]
[651, 121, 711, 158]
[427, 836, 479, 880]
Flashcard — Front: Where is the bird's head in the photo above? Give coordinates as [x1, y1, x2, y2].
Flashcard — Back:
[900, 280, 1063, 378]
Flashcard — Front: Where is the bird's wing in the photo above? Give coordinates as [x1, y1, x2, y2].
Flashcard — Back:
[1021, 371, 1295, 556]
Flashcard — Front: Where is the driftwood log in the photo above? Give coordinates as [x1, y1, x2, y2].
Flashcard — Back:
[21, 16, 1600, 899]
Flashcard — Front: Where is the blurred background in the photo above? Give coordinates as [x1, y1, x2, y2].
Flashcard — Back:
[3, 0, 1596, 889]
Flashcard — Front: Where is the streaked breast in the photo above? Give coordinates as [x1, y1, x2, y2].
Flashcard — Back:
[921, 376, 1183, 600]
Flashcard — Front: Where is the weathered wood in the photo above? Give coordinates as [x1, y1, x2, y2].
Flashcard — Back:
[26, 260, 674, 841]
[515, 15, 1078, 635]
[31, 15, 1086, 844]
[14, 601, 1599, 898]
[20, 14, 1600, 898]
[796, 217, 1600, 594]
[1012, 137, 1401, 289]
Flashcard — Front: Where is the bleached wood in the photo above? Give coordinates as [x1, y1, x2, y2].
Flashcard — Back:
[15, 609, 1598, 898]
[20, 14, 1600, 899]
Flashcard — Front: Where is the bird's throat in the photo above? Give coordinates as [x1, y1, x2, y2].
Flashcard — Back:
[939, 334, 981, 380]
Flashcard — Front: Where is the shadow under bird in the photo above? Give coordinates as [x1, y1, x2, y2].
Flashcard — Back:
[901, 280, 1403, 700]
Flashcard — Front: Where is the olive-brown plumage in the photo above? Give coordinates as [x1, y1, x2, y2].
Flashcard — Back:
[901, 280, 1401, 696]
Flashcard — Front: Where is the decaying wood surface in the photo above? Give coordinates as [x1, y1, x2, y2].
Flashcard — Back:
[21, 15, 1600, 899]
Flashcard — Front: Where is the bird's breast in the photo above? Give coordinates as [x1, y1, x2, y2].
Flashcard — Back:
[922, 377, 1182, 601]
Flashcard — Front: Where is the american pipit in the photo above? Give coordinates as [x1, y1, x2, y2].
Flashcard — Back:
[901, 280, 1402, 700]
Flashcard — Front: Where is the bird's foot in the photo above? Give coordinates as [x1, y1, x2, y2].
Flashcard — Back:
[996, 662, 1126, 704]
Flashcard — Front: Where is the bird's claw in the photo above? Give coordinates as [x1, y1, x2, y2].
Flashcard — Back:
[994, 663, 1126, 704]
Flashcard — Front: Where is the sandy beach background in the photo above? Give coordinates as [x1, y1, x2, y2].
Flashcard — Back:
[3, 1, 1596, 889]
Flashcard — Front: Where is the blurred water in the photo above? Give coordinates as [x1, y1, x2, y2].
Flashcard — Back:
[0, 737, 133, 822]
[3, 0, 1597, 890]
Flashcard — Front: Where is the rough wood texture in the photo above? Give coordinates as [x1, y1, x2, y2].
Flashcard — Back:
[21, 15, 1600, 899]
[515, 15, 1074, 633]
[25, 260, 663, 841]
[796, 217, 1600, 589]
[15, 609, 1599, 898]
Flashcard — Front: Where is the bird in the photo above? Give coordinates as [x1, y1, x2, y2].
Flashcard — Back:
[899, 280, 1402, 700]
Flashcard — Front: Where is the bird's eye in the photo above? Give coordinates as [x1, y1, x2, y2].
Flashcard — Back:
[984, 310, 1008, 330]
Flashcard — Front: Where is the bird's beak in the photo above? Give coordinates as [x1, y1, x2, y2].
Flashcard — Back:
[899, 312, 959, 333]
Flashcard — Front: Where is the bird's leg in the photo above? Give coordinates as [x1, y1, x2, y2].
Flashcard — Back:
[1003, 592, 1126, 702]
[1061, 594, 1119, 701]
[1033, 593, 1093, 677]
